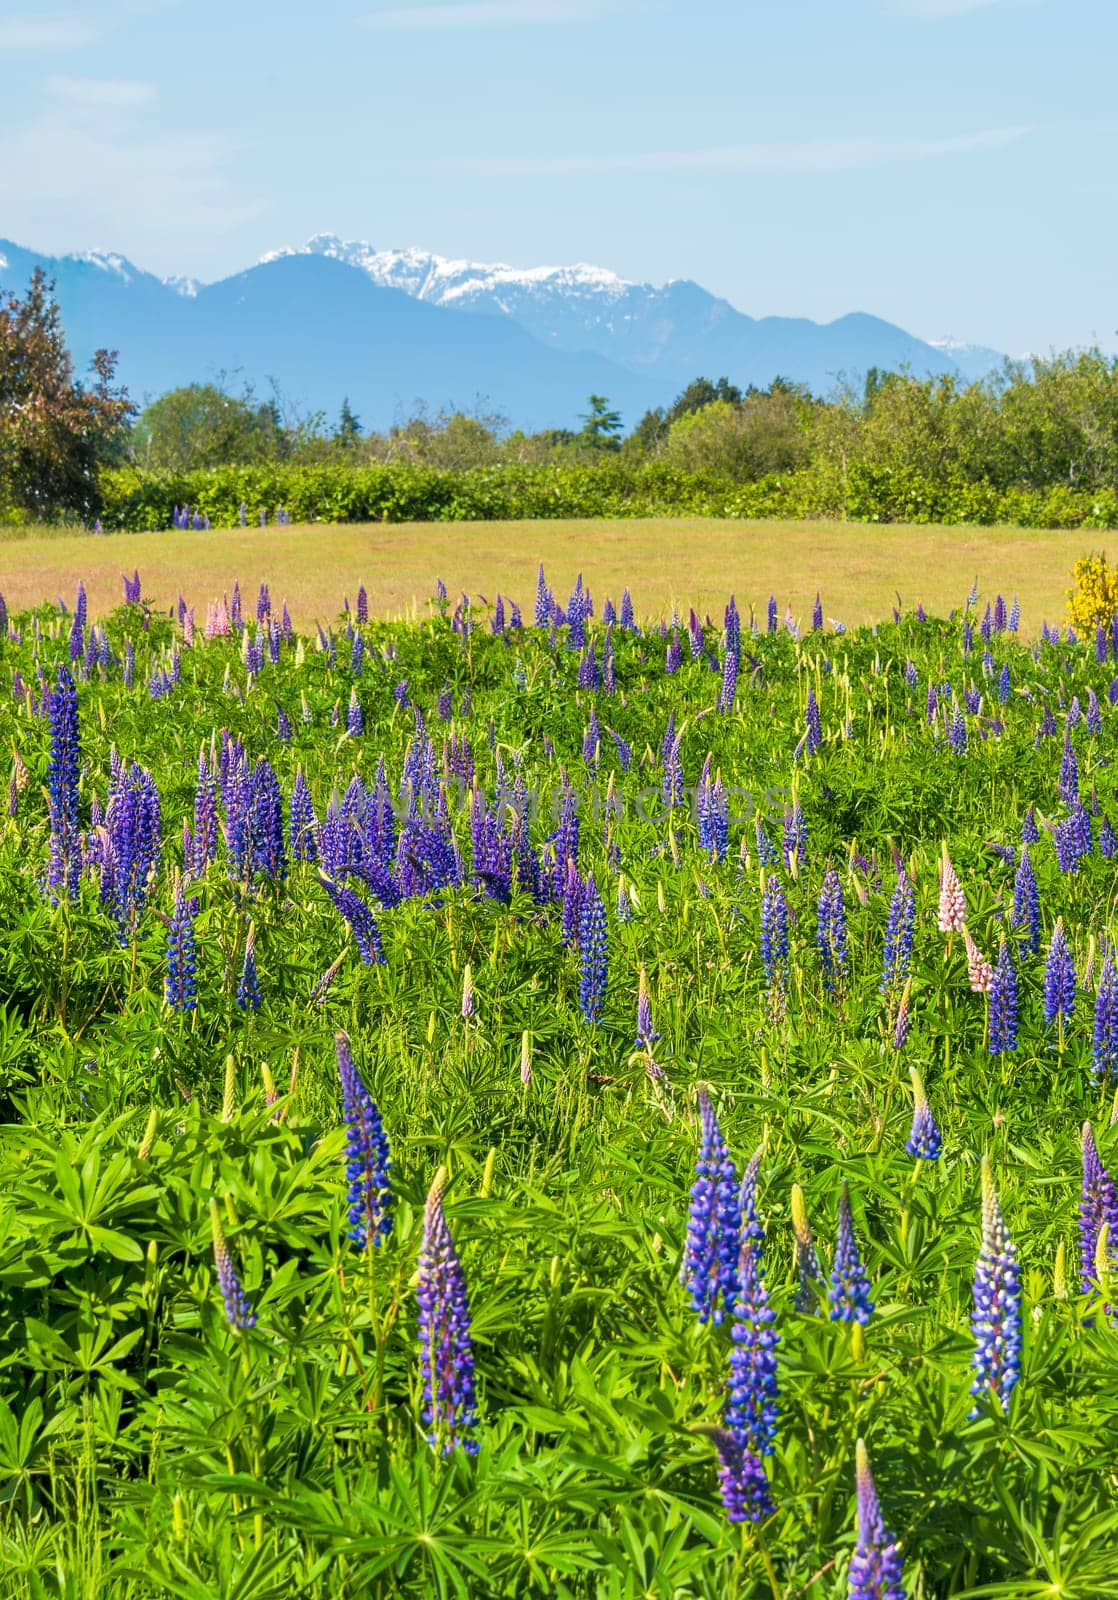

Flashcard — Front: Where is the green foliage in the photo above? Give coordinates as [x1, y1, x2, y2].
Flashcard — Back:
[0, 270, 134, 522]
[577, 395, 623, 453]
[1, 572, 1118, 1594]
[661, 394, 809, 481]
[131, 385, 286, 472]
[96, 457, 1118, 530]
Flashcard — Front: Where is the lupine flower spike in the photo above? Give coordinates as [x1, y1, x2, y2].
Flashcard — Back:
[706, 1427, 774, 1524]
[848, 1439, 906, 1600]
[336, 1032, 392, 1250]
[1079, 1121, 1118, 1296]
[905, 1067, 941, 1160]
[682, 1089, 740, 1325]
[830, 1183, 874, 1325]
[209, 1198, 256, 1332]
[791, 1183, 824, 1312]
[724, 1150, 779, 1471]
[417, 1170, 479, 1455]
[937, 845, 966, 933]
[969, 1157, 1022, 1415]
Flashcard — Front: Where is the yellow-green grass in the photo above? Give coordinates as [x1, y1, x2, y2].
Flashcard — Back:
[0, 518, 1104, 630]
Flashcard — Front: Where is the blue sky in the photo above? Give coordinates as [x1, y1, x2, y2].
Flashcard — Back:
[0, 0, 1112, 353]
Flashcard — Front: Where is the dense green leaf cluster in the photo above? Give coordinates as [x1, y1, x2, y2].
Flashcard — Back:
[2, 578, 1118, 1597]
[97, 458, 1118, 530]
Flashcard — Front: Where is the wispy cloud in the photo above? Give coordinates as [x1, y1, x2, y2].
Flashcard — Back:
[360, 0, 596, 29]
[46, 76, 157, 110]
[893, 0, 1045, 17]
[0, 113, 264, 254]
[0, 13, 113, 52]
[452, 126, 1031, 177]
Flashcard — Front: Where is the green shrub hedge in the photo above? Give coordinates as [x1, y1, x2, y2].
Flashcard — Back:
[97, 461, 1118, 530]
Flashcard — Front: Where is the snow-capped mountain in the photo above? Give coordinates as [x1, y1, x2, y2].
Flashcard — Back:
[261, 233, 989, 395]
[0, 231, 1008, 430]
[928, 337, 1007, 383]
[261, 233, 633, 312]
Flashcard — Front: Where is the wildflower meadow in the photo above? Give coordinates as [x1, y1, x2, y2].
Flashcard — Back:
[3, 564, 1118, 1598]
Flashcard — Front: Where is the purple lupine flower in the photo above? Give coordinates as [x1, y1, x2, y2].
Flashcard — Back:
[566, 574, 587, 649]
[880, 868, 915, 992]
[236, 928, 261, 1012]
[665, 633, 682, 675]
[616, 876, 632, 923]
[1059, 732, 1079, 805]
[559, 855, 583, 948]
[760, 874, 789, 997]
[708, 1427, 773, 1524]
[754, 818, 779, 867]
[165, 872, 198, 1012]
[970, 1159, 1021, 1414]
[417, 1172, 478, 1454]
[947, 700, 967, 755]
[829, 1184, 873, 1325]
[209, 1199, 256, 1332]
[848, 1440, 906, 1600]
[620, 587, 636, 631]
[724, 594, 740, 656]
[347, 688, 364, 737]
[817, 866, 849, 992]
[905, 1066, 940, 1160]
[1080, 1120, 1118, 1295]
[988, 937, 1018, 1055]
[1043, 918, 1076, 1029]
[1093, 945, 1118, 1083]
[336, 1031, 392, 1249]
[1012, 845, 1040, 955]
[103, 761, 162, 939]
[247, 759, 287, 882]
[578, 640, 601, 691]
[289, 769, 319, 863]
[320, 876, 385, 964]
[765, 594, 777, 633]
[718, 648, 738, 714]
[192, 748, 217, 872]
[682, 1089, 741, 1326]
[45, 665, 82, 901]
[724, 1203, 778, 1480]
[350, 632, 365, 675]
[577, 872, 608, 1023]
[1088, 687, 1101, 734]
[805, 686, 822, 754]
[635, 965, 660, 1052]
[783, 800, 808, 868]
[608, 728, 632, 772]
[1008, 595, 1020, 631]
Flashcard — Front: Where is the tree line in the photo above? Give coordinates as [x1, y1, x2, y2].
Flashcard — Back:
[5, 267, 1118, 523]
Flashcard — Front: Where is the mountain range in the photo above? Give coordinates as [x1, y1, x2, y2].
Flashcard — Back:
[0, 232, 1006, 433]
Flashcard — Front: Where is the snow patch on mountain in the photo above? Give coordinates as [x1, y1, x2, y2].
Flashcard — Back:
[77, 251, 137, 282]
[261, 233, 636, 311]
[164, 274, 200, 298]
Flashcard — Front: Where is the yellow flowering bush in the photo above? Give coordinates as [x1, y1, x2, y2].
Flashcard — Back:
[1067, 553, 1118, 631]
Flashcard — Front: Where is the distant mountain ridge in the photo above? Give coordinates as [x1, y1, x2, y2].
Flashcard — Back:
[0, 233, 1007, 432]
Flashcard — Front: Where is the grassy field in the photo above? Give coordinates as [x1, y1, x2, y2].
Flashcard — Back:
[0, 517, 1107, 628]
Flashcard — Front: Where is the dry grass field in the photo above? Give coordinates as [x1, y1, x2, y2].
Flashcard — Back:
[0, 517, 1107, 629]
